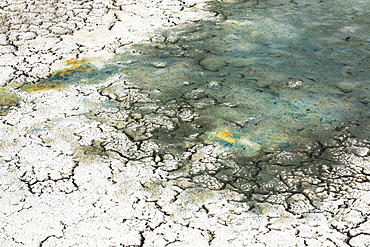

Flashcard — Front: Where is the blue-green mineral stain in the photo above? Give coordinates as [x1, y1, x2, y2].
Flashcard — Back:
[205, 129, 291, 157]
[21, 58, 123, 92]
[17, 0, 369, 160]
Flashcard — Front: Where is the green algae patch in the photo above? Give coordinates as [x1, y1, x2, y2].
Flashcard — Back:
[0, 87, 21, 116]
[21, 58, 122, 92]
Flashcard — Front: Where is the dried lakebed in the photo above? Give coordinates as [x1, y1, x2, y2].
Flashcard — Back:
[0, 0, 369, 246]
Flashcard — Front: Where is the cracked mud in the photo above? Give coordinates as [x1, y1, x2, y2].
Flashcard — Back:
[0, 0, 369, 246]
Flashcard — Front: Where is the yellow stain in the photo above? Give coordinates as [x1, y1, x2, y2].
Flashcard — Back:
[46, 58, 94, 77]
[22, 82, 63, 92]
[51, 66, 93, 78]
[65, 58, 89, 65]
[22, 58, 95, 92]
[212, 130, 237, 144]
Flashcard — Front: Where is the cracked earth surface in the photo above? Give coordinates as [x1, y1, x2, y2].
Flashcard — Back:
[1, 0, 370, 246]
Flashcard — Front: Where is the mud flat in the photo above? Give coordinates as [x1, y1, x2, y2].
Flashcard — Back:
[0, 0, 369, 246]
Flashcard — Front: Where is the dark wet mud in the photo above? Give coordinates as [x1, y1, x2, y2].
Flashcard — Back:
[115, 0, 369, 204]
[112, 0, 370, 151]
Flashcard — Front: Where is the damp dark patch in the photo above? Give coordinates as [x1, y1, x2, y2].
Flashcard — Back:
[108, 0, 369, 154]
[19, 0, 370, 208]
[101, 0, 370, 206]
